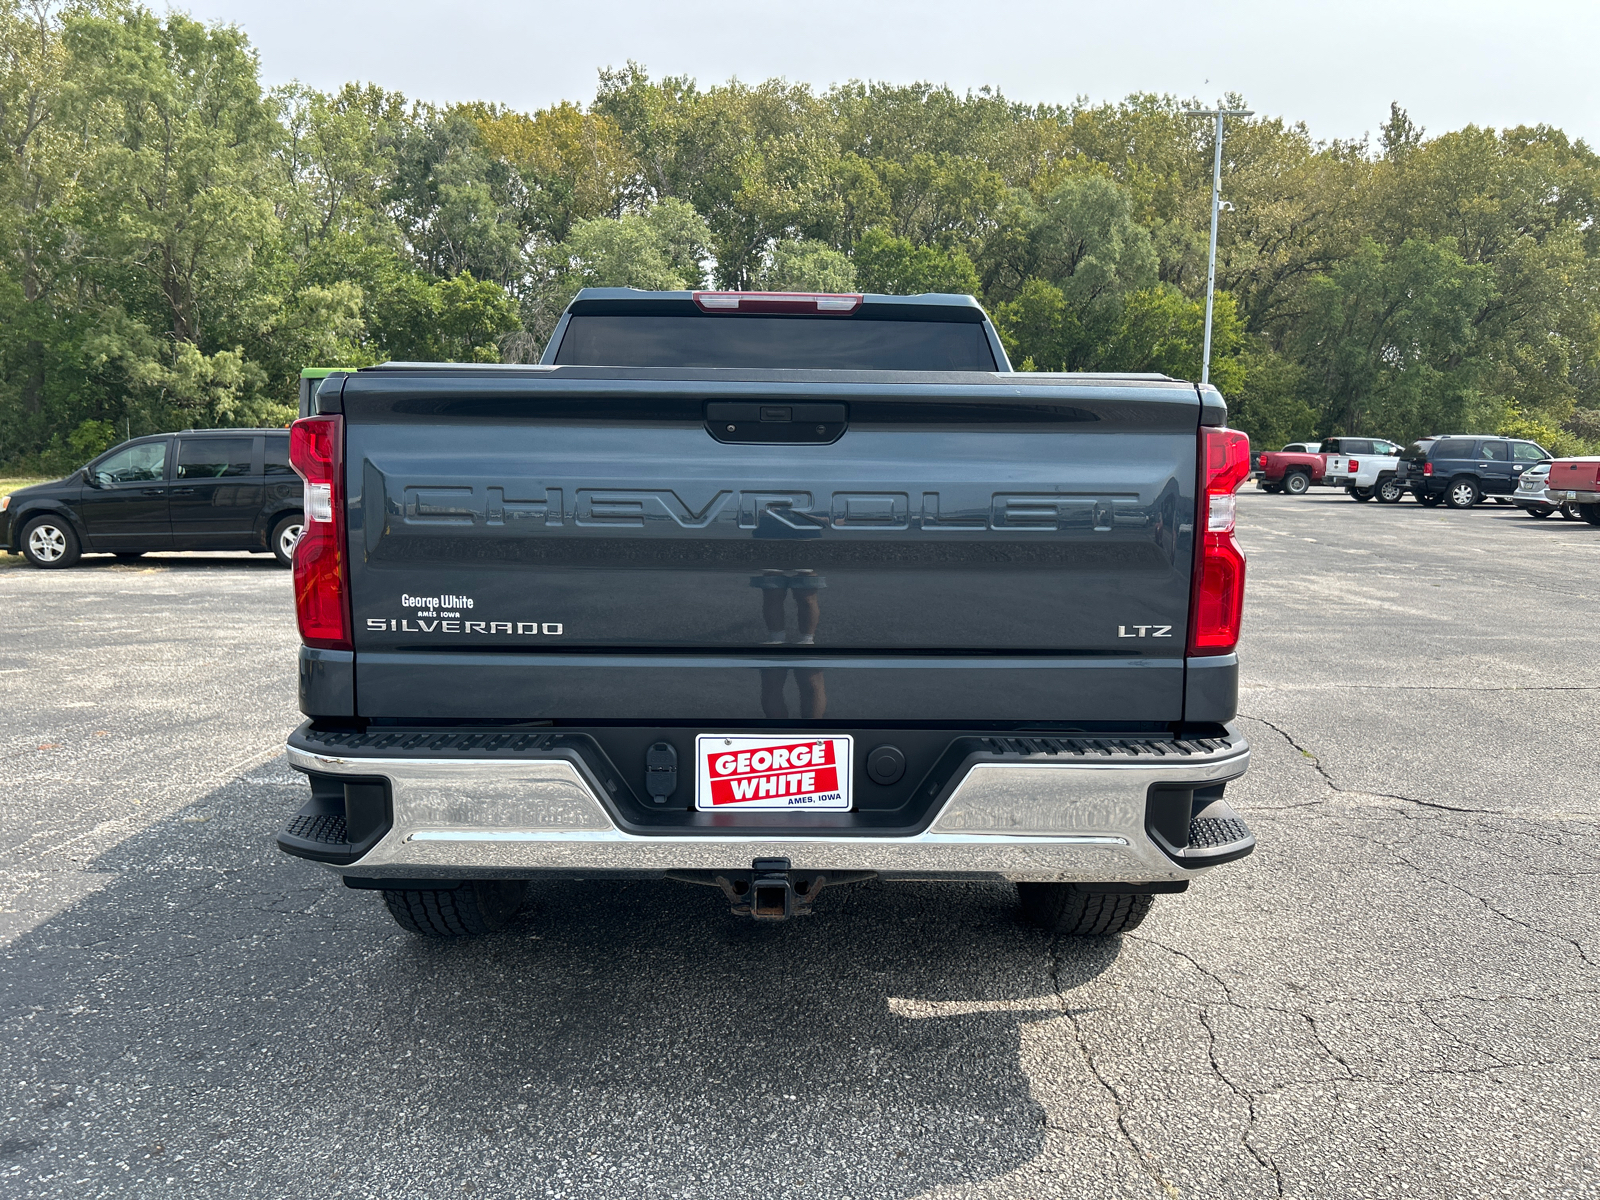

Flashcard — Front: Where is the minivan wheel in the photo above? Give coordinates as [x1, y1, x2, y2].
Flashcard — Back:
[270, 513, 303, 568]
[1376, 477, 1403, 503]
[1017, 884, 1153, 936]
[1283, 471, 1311, 496]
[20, 517, 81, 568]
[1446, 479, 1480, 509]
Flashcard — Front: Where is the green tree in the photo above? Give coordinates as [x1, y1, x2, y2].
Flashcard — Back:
[852, 228, 979, 295]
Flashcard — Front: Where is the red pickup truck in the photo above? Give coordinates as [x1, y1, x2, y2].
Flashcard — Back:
[1256, 443, 1324, 495]
[1546, 458, 1600, 523]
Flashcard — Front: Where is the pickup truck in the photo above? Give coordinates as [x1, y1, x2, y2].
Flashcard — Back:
[1256, 444, 1324, 495]
[1320, 436, 1405, 503]
[1546, 458, 1600, 523]
[275, 289, 1255, 940]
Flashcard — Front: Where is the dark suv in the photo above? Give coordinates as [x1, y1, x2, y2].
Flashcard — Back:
[1, 429, 303, 568]
[1395, 435, 1550, 508]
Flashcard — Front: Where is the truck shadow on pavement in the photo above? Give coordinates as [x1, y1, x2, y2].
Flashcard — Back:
[0, 759, 1125, 1199]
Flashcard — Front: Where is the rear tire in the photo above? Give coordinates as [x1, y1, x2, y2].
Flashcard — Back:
[1580, 504, 1600, 526]
[382, 880, 527, 937]
[20, 517, 81, 568]
[1017, 884, 1154, 936]
[270, 513, 303, 568]
[1418, 492, 1442, 507]
[1283, 471, 1311, 496]
[1527, 506, 1553, 518]
[1561, 503, 1584, 521]
[1446, 478, 1480, 509]
[1347, 486, 1374, 502]
[1376, 477, 1403, 503]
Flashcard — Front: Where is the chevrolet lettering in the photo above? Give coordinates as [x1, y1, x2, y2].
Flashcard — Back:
[276, 288, 1254, 940]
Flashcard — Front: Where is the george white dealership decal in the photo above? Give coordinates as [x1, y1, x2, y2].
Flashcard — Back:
[369, 593, 562, 636]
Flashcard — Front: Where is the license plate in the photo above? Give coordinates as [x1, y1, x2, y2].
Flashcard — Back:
[695, 734, 852, 811]
[1568, 491, 1579, 501]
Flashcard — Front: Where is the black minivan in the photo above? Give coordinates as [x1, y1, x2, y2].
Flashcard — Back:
[1395, 435, 1550, 508]
[1, 429, 303, 568]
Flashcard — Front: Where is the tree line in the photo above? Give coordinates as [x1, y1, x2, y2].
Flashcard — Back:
[3, 1, 1598, 472]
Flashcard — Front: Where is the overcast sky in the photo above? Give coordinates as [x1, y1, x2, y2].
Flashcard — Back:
[178, 0, 1600, 147]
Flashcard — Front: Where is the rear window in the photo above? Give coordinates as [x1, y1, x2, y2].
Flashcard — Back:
[1430, 438, 1476, 460]
[553, 315, 998, 371]
[1401, 441, 1432, 460]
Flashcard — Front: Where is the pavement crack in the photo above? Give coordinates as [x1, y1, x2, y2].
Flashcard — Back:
[1044, 936, 1171, 1197]
[1239, 713, 1499, 814]
[1389, 852, 1596, 971]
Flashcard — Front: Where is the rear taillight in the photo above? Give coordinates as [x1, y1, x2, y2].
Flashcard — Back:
[1190, 426, 1250, 656]
[1423, 462, 1433, 476]
[1347, 458, 1359, 471]
[289, 414, 350, 650]
[692, 291, 863, 314]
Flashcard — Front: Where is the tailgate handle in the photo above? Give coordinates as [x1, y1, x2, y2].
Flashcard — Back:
[706, 401, 846, 445]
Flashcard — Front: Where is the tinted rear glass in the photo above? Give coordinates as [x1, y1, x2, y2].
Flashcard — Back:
[554, 315, 998, 371]
[177, 437, 254, 479]
[264, 436, 294, 475]
[1401, 442, 1432, 459]
[1431, 439, 1476, 459]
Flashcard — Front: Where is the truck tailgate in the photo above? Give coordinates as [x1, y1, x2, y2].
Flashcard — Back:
[339, 370, 1202, 723]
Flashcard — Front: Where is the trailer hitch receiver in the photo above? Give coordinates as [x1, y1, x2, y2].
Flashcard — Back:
[665, 859, 875, 920]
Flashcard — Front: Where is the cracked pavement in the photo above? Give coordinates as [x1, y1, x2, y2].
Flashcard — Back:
[1, 493, 1598, 1198]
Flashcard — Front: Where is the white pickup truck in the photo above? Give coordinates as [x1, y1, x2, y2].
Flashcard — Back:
[1320, 436, 1405, 502]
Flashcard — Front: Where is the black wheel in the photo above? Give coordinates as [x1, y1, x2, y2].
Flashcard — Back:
[1445, 478, 1480, 509]
[270, 513, 303, 568]
[1261, 484, 1282, 494]
[20, 516, 81, 568]
[1017, 884, 1154, 936]
[1283, 471, 1311, 496]
[1376, 477, 1403, 503]
[1347, 486, 1374, 502]
[1418, 492, 1442, 507]
[1527, 506, 1553, 518]
[114, 551, 144, 559]
[1580, 504, 1600, 526]
[382, 880, 527, 937]
[1561, 503, 1584, 521]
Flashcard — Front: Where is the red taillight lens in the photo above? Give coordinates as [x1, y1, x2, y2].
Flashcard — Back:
[289, 414, 350, 650]
[1189, 426, 1250, 656]
[1347, 458, 1359, 471]
[1423, 462, 1433, 476]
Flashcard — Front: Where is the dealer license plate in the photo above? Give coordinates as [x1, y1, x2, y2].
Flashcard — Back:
[695, 734, 853, 812]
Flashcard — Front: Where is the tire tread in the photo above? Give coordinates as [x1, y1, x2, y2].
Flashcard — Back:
[1017, 884, 1154, 936]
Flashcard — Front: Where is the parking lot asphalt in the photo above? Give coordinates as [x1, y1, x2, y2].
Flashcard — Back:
[1, 493, 1597, 1199]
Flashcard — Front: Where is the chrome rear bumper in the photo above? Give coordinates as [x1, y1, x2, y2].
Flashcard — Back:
[284, 727, 1250, 884]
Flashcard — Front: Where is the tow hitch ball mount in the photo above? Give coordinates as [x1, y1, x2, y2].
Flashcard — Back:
[667, 859, 875, 920]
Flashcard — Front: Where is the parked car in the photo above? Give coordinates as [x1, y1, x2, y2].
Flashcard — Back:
[0, 429, 303, 568]
[1508, 461, 1584, 519]
[1256, 443, 1324, 494]
[1320, 436, 1405, 501]
[1393, 435, 1550, 508]
[1545, 457, 1600, 524]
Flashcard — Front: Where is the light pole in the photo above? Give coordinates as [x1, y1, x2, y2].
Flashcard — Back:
[1194, 107, 1252, 386]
